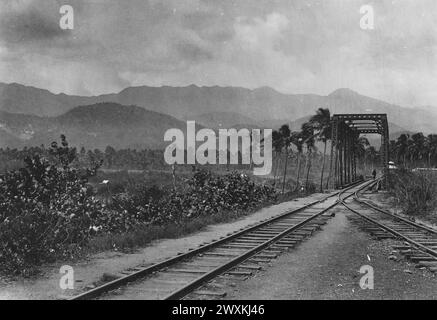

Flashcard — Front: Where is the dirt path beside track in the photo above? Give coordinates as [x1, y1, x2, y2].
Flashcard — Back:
[226, 207, 437, 300]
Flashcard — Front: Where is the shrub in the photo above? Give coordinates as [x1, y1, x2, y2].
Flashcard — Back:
[105, 169, 278, 232]
[387, 169, 437, 215]
[0, 139, 277, 275]
[0, 136, 102, 275]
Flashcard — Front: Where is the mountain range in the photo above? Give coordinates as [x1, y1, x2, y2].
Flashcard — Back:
[0, 103, 192, 149]
[0, 82, 435, 149]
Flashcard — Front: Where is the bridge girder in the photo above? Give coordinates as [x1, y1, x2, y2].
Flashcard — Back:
[328, 114, 389, 189]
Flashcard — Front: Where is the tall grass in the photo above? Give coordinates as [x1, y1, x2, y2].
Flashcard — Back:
[88, 202, 269, 253]
[388, 169, 437, 216]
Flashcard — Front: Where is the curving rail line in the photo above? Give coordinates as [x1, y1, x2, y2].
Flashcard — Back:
[70, 179, 370, 300]
[340, 179, 437, 271]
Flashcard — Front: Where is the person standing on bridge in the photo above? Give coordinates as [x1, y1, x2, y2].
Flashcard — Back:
[372, 169, 377, 179]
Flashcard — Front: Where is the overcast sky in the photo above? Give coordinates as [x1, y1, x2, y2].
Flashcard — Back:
[1, 0, 437, 107]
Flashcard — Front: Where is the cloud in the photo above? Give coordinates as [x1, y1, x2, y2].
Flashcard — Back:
[0, 0, 70, 44]
[1, 0, 437, 107]
[175, 42, 214, 63]
[234, 13, 289, 48]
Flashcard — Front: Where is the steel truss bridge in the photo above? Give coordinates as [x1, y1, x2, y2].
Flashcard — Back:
[328, 114, 389, 188]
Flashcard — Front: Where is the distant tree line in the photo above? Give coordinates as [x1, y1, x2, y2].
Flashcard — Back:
[0, 145, 168, 172]
[4, 112, 434, 193]
[0, 144, 253, 174]
[389, 133, 437, 168]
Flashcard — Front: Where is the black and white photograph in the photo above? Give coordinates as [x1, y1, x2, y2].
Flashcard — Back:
[0, 0, 437, 305]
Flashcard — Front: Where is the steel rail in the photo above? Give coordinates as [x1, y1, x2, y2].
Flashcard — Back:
[70, 179, 365, 300]
[340, 179, 437, 258]
[163, 181, 368, 300]
[353, 182, 437, 235]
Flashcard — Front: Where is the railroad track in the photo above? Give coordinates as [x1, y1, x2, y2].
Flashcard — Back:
[341, 179, 437, 273]
[70, 179, 370, 300]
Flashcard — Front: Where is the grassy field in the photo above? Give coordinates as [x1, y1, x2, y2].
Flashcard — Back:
[86, 168, 314, 253]
[387, 169, 437, 224]
[90, 164, 327, 199]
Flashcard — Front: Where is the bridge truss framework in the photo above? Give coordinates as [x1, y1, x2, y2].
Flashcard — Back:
[328, 114, 389, 189]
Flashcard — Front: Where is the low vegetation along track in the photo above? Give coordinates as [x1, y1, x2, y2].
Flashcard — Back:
[342, 179, 437, 273]
[70, 180, 371, 300]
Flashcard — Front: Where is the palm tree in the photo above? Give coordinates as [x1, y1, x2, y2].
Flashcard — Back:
[407, 135, 417, 167]
[365, 146, 378, 171]
[389, 140, 397, 165]
[426, 134, 437, 167]
[354, 135, 370, 159]
[410, 132, 426, 167]
[301, 122, 316, 190]
[290, 131, 304, 191]
[395, 134, 409, 167]
[353, 134, 369, 177]
[279, 125, 292, 193]
[104, 145, 116, 168]
[271, 130, 284, 186]
[309, 108, 331, 192]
